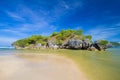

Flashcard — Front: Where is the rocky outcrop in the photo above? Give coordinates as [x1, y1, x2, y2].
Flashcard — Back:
[14, 38, 110, 51]
[46, 41, 59, 49]
[82, 39, 91, 49]
[88, 41, 111, 51]
[92, 41, 101, 51]
[63, 39, 110, 51]
[46, 41, 53, 48]
[63, 39, 91, 49]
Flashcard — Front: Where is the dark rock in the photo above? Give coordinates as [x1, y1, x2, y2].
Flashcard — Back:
[88, 41, 111, 51]
[63, 39, 91, 49]
[92, 41, 101, 51]
[82, 39, 91, 49]
[63, 39, 82, 49]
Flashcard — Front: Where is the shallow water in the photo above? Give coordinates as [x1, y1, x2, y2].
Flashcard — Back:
[0, 48, 16, 55]
[0, 49, 87, 80]
[0, 48, 120, 80]
[76, 48, 120, 80]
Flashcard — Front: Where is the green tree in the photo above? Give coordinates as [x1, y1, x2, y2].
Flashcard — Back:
[98, 40, 109, 45]
[110, 42, 120, 46]
[75, 30, 83, 35]
[12, 29, 93, 48]
[85, 35, 92, 40]
[28, 35, 43, 44]
[51, 32, 58, 36]
[13, 38, 29, 48]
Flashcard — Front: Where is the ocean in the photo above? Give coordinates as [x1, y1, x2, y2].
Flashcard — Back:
[0, 47, 16, 55]
[0, 47, 120, 80]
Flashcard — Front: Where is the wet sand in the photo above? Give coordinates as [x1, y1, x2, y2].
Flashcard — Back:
[0, 53, 87, 80]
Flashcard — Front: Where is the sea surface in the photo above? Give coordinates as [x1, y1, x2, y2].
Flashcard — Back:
[0, 47, 16, 55]
[0, 47, 120, 80]
[84, 47, 120, 80]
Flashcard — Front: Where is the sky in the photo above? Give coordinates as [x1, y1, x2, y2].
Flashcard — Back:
[0, 0, 120, 46]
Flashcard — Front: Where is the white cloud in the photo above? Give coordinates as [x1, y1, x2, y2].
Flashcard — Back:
[1, 1, 84, 46]
[3, 5, 58, 37]
[60, 0, 83, 9]
[5, 11, 25, 21]
[4, 0, 83, 35]
[60, 0, 70, 9]
[85, 24, 120, 41]
[52, 0, 83, 19]
[1, 29, 28, 36]
[0, 37, 18, 46]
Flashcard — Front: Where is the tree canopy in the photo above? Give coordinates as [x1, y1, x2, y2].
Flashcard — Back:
[12, 29, 93, 48]
[97, 40, 109, 46]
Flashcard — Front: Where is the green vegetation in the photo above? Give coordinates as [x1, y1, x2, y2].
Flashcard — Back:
[12, 39, 29, 48]
[12, 29, 92, 48]
[110, 42, 120, 46]
[97, 40, 120, 47]
[98, 40, 109, 46]
[12, 35, 49, 48]
[13, 29, 119, 49]
[51, 32, 58, 36]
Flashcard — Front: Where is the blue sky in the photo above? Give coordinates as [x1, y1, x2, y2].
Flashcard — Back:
[0, 0, 120, 46]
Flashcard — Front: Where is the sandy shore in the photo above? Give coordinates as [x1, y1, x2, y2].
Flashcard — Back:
[0, 53, 87, 80]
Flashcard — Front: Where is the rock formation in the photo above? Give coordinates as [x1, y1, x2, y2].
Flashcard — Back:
[63, 39, 91, 49]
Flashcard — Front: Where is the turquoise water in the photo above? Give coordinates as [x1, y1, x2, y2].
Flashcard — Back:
[89, 47, 120, 80]
[0, 47, 120, 80]
[0, 48, 16, 55]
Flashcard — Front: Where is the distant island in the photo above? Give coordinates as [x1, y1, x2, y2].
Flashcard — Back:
[12, 29, 119, 51]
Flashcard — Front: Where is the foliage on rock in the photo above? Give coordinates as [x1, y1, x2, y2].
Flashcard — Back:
[12, 29, 97, 49]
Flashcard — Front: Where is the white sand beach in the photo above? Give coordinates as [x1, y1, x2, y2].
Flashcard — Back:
[0, 53, 88, 80]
